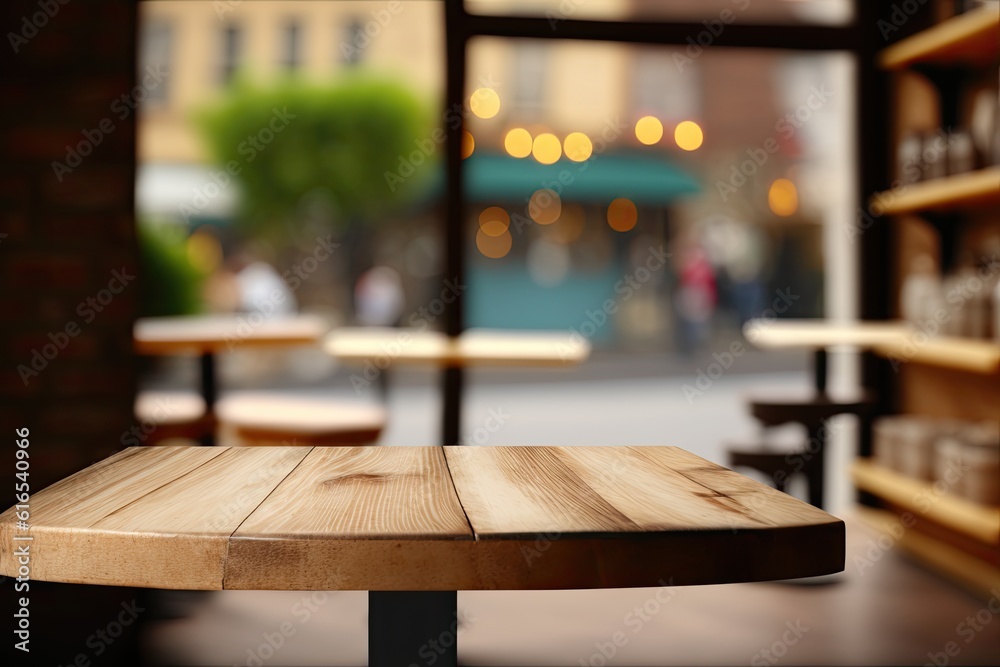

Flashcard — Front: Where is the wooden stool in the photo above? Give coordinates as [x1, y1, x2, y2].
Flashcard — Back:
[216, 392, 386, 446]
[133, 391, 212, 445]
[728, 392, 875, 508]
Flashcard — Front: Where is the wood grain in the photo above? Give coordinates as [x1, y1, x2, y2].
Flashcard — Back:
[0, 446, 308, 589]
[1, 446, 844, 591]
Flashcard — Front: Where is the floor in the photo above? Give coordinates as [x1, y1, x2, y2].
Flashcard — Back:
[143, 366, 1000, 666]
[145, 516, 1000, 666]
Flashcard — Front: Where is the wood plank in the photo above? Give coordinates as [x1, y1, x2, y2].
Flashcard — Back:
[0, 446, 308, 589]
[233, 447, 471, 540]
[226, 447, 475, 590]
[443, 446, 640, 538]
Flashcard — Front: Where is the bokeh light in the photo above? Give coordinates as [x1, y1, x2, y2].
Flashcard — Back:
[635, 116, 663, 145]
[607, 198, 638, 232]
[470, 88, 500, 119]
[186, 227, 222, 273]
[674, 120, 704, 151]
[504, 128, 533, 158]
[478, 206, 510, 237]
[529, 189, 562, 225]
[461, 130, 475, 159]
[768, 178, 799, 216]
[532, 133, 562, 164]
[549, 203, 585, 244]
[563, 132, 593, 162]
[476, 228, 513, 258]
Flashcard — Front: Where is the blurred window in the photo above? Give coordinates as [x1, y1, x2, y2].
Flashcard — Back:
[139, 20, 171, 106]
[633, 50, 701, 121]
[512, 42, 548, 120]
[220, 24, 241, 85]
[280, 21, 302, 71]
[342, 19, 364, 66]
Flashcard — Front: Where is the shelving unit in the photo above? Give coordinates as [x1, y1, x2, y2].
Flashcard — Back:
[858, 1, 1000, 598]
[745, 319, 1000, 374]
[871, 166, 1000, 215]
[852, 460, 999, 544]
[877, 7, 1000, 70]
[856, 507, 1000, 598]
[872, 332, 1000, 374]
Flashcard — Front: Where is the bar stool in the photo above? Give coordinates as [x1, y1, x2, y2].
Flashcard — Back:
[133, 390, 212, 445]
[216, 392, 386, 446]
[727, 350, 874, 508]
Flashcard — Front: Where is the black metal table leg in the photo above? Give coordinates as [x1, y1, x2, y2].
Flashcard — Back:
[199, 351, 217, 446]
[442, 366, 463, 445]
[813, 348, 828, 397]
[805, 422, 826, 508]
[369, 591, 458, 667]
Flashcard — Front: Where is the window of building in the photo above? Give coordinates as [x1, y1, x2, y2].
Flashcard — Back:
[139, 20, 171, 106]
[280, 21, 302, 71]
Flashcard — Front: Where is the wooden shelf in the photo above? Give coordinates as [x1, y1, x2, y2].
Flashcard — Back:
[852, 460, 1000, 545]
[744, 319, 1000, 374]
[856, 507, 1000, 599]
[878, 7, 1000, 69]
[872, 333, 1000, 374]
[870, 167, 1000, 215]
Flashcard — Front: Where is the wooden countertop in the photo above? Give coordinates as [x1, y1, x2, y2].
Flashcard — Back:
[323, 327, 591, 367]
[0, 446, 843, 591]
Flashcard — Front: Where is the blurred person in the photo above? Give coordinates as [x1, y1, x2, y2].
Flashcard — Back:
[234, 252, 298, 317]
[354, 266, 405, 327]
[675, 243, 717, 354]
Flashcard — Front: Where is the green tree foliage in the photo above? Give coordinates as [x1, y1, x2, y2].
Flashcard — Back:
[137, 221, 204, 317]
[197, 74, 434, 237]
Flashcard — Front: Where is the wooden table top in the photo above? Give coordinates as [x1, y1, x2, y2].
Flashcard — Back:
[744, 319, 906, 350]
[324, 327, 591, 367]
[0, 446, 842, 591]
[134, 314, 329, 354]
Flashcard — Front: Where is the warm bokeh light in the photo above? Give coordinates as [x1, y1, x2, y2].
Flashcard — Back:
[470, 88, 500, 119]
[674, 120, 704, 151]
[478, 206, 510, 236]
[461, 130, 475, 159]
[532, 133, 562, 164]
[529, 189, 561, 225]
[563, 132, 593, 162]
[476, 228, 512, 258]
[504, 128, 533, 158]
[768, 178, 799, 216]
[185, 228, 222, 273]
[549, 203, 585, 244]
[607, 198, 638, 232]
[635, 116, 663, 145]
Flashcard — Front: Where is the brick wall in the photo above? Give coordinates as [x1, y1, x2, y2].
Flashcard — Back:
[2, 1, 142, 664]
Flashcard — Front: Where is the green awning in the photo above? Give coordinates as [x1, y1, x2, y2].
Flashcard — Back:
[428, 151, 700, 206]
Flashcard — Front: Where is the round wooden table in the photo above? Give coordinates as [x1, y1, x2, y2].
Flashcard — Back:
[0, 445, 844, 666]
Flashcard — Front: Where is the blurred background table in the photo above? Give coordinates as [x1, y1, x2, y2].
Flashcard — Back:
[134, 314, 329, 443]
[325, 327, 591, 444]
